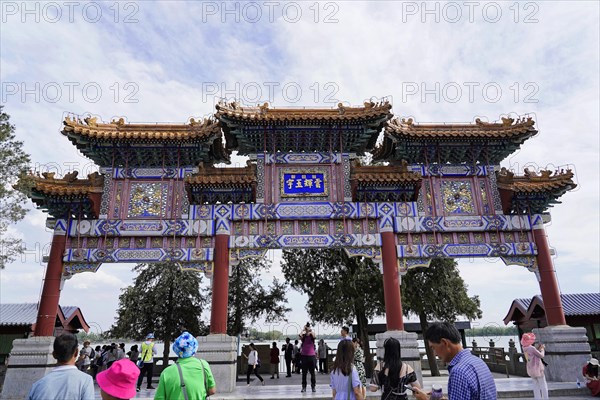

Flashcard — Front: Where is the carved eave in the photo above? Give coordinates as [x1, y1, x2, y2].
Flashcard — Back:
[350, 162, 422, 202]
[62, 115, 230, 167]
[496, 168, 577, 214]
[216, 100, 393, 155]
[24, 172, 104, 219]
[185, 163, 257, 204]
[373, 116, 537, 164]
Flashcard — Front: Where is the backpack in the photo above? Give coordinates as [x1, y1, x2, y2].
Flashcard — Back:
[89, 348, 96, 360]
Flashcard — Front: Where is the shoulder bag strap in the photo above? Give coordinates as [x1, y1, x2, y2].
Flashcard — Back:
[175, 361, 189, 400]
[347, 371, 352, 400]
[199, 359, 209, 395]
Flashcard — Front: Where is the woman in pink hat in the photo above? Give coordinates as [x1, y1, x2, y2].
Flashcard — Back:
[96, 359, 140, 400]
[521, 332, 548, 399]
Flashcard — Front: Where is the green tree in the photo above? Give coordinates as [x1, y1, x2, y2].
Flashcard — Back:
[226, 257, 291, 336]
[401, 258, 482, 376]
[0, 106, 31, 269]
[281, 248, 385, 376]
[111, 262, 209, 365]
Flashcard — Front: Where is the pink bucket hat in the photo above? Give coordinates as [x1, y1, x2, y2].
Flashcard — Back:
[97, 359, 140, 399]
[520, 332, 536, 347]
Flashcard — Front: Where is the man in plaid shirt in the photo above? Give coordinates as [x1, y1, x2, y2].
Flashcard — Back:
[415, 322, 497, 400]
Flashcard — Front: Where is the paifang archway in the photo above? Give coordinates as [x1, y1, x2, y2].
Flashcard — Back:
[25, 100, 580, 382]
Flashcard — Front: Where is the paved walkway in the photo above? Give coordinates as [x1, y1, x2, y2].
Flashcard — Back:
[98, 371, 594, 399]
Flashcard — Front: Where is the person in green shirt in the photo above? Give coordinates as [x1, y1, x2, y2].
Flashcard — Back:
[154, 331, 216, 400]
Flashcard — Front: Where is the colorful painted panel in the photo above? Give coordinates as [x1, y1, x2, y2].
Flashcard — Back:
[127, 182, 169, 218]
[280, 168, 329, 198]
[263, 153, 342, 164]
[479, 180, 490, 214]
[441, 180, 475, 215]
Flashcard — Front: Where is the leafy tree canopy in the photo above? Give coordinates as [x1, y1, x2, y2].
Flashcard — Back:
[110, 263, 208, 363]
[227, 256, 290, 336]
[401, 257, 482, 375]
[0, 106, 31, 269]
[282, 249, 384, 324]
[401, 258, 482, 322]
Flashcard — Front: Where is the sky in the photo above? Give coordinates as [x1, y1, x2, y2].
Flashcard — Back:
[1, 1, 598, 339]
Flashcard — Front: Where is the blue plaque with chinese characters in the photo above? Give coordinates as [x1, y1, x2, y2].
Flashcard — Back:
[281, 171, 328, 197]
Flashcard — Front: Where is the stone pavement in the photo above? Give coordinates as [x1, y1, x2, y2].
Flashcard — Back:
[97, 370, 594, 399]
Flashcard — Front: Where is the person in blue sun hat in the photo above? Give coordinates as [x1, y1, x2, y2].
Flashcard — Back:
[154, 332, 216, 399]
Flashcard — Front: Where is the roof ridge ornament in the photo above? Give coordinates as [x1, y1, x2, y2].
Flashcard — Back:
[84, 116, 98, 126]
[259, 102, 269, 115]
[63, 171, 79, 183]
[110, 117, 125, 126]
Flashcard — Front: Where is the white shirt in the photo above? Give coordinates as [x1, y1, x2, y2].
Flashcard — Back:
[81, 346, 92, 366]
[248, 350, 258, 365]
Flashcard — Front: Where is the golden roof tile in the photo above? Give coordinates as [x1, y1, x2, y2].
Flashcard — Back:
[351, 162, 422, 183]
[62, 115, 221, 140]
[496, 167, 577, 193]
[385, 116, 537, 138]
[215, 100, 392, 122]
[29, 171, 104, 196]
[185, 163, 257, 185]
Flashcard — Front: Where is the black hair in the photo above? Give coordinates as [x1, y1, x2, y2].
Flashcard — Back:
[272, 341, 277, 347]
[424, 322, 461, 344]
[285, 337, 290, 342]
[341, 326, 349, 334]
[380, 338, 402, 389]
[53, 333, 78, 363]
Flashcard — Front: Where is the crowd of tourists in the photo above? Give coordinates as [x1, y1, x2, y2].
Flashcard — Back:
[333, 322, 498, 400]
[74, 340, 136, 380]
[22, 322, 599, 400]
[26, 331, 216, 400]
[248, 321, 498, 399]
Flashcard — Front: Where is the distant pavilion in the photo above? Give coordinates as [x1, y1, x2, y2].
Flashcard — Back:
[0, 303, 89, 363]
[504, 293, 600, 352]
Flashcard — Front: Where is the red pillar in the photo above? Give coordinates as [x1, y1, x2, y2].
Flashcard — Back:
[533, 225, 566, 326]
[381, 231, 404, 330]
[210, 234, 230, 334]
[88, 193, 102, 218]
[34, 234, 67, 336]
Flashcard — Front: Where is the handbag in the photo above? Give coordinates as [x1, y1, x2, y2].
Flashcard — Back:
[370, 363, 380, 388]
[138, 347, 149, 368]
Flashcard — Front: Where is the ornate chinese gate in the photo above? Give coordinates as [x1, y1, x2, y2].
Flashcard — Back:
[9, 100, 588, 395]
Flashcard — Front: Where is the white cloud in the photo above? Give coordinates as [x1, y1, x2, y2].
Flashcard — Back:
[1, 1, 598, 332]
